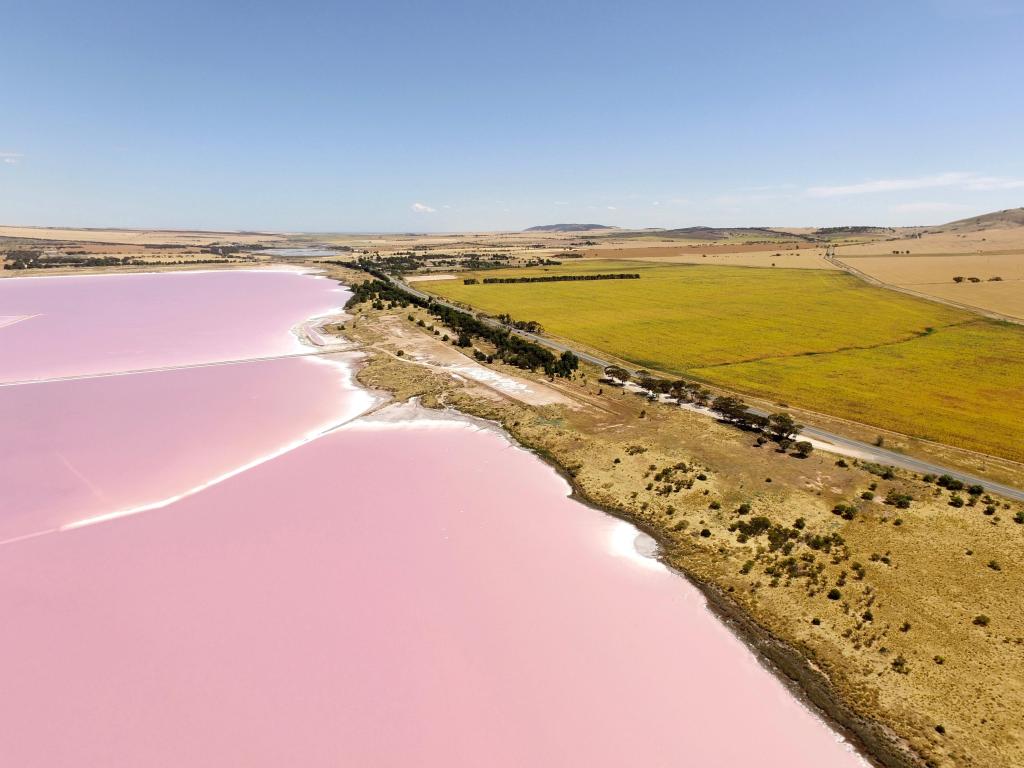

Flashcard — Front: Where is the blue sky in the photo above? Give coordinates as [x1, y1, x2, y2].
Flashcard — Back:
[2, 0, 1022, 232]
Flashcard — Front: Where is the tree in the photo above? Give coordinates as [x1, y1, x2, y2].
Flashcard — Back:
[794, 440, 813, 458]
[767, 412, 802, 443]
[604, 365, 631, 383]
[556, 350, 579, 377]
[711, 395, 748, 423]
[692, 387, 712, 407]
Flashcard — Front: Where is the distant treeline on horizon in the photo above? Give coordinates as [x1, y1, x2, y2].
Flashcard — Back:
[466, 273, 641, 285]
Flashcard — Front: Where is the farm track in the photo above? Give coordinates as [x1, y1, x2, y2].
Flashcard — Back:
[389, 272, 1024, 503]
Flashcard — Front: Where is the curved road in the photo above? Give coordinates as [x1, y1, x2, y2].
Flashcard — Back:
[387, 272, 1024, 503]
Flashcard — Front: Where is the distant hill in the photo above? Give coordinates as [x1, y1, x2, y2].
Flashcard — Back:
[813, 226, 897, 240]
[939, 207, 1024, 232]
[524, 223, 616, 232]
[650, 226, 811, 242]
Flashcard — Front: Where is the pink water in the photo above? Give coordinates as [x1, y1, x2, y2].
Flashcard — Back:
[0, 269, 868, 767]
[0, 268, 346, 383]
[0, 354, 366, 542]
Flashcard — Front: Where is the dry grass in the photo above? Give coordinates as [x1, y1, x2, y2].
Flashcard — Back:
[843, 253, 1024, 320]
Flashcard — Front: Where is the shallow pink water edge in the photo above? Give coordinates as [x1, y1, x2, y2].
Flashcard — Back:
[0, 415, 867, 767]
[0, 354, 373, 542]
[0, 268, 347, 383]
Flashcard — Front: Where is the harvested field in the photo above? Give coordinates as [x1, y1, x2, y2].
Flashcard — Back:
[584, 245, 834, 270]
[843, 253, 1024, 320]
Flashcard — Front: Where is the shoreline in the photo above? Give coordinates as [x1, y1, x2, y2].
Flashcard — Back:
[338, 349, 907, 768]
[336, 390, 886, 766]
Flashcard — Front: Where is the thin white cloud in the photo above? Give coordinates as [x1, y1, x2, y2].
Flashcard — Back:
[554, 201, 569, 206]
[963, 175, 1024, 191]
[889, 201, 972, 215]
[1, 152, 22, 165]
[807, 171, 1024, 198]
[410, 202, 436, 213]
[606, 205, 617, 211]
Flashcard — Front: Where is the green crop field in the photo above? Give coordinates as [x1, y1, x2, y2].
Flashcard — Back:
[424, 261, 1024, 461]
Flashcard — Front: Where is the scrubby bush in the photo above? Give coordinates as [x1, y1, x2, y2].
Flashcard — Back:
[832, 503, 857, 521]
[937, 474, 964, 491]
[884, 489, 913, 508]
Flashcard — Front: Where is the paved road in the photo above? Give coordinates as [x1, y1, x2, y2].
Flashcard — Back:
[386, 273, 1024, 503]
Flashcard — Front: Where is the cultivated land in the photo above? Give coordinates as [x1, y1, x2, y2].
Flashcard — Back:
[424, 260, 1024, 462]
[326, 266, 1024, 768]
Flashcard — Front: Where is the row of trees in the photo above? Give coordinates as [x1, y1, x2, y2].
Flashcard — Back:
[480, 273, 640, 284]
[603, 366, 811, 455]
[710, 397, 812, 454]
[3, 251, 246, 270]
[346, 272, 579, 378]
[495, 314, 543, 333]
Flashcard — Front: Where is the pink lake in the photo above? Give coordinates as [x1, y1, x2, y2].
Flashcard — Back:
[0, 269, 868, 767]
[0, 268, 346, 383]
[0, 353, 371, 543]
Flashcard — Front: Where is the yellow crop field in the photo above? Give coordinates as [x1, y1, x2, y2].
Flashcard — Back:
[694, 321, 1024, 460]
[425, 261, 1024, 461]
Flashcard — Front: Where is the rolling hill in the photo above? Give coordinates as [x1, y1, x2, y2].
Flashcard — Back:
[524, 224, 616, 232]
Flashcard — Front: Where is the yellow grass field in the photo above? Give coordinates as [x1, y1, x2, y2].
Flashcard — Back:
[425, 260, 1024, 461]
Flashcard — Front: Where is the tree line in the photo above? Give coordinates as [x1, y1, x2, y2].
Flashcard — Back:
[478, 273, 640, 284]
[2, 251, 252, 270]
[345, 269, 579, 378]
